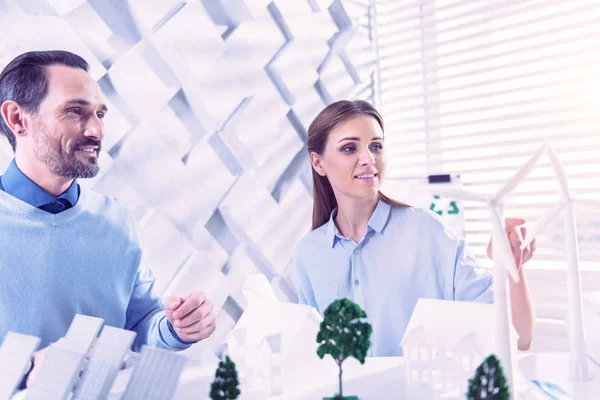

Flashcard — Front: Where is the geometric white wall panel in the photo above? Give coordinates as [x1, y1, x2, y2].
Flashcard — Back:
[0, 15, 106, 79]
[47, 0, 89, 16]
[219, 172, 289, 249]
[229, 82, 293, 169]
[219, 172, 311, 278]
[253, 117, 305, 191]
[223, 246, 265, 309]
[137, 107, 193, 160]
[62, 2, 124, 64]
[139, 211, 195, 295]
[107, 42, 180, 121]
[225, 13, 285, 86]
[165, 251, 229, 312]
[150, 3, 248, 132]
[291, 82, 327, 132]
[124, 0, 185, 36]
[309, 0, 336, 11]
[344, 28, 376, 83]
[96, 97, 131, 153]
[217, 0, 272, 21]
[319, 53, 361, 102]
[87, 164, 149, 221]
[151, 3, 227, 66]
[172, 140, 237, 227]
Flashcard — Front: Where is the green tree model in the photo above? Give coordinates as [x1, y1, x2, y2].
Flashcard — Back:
[210, 356, 241, 400]
[467, 354, 509, 400]
[316, 298, 372, 400]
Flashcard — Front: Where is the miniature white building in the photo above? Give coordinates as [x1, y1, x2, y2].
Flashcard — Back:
[226, 274, 331, 397]
[257, 333, 282, 396]
[401, 298, 510, 399]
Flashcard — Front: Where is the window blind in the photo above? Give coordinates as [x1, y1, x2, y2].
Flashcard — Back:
[372, 0, 600, 270]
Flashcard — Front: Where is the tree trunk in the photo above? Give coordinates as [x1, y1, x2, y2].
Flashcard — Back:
[338, 361, 343, 397]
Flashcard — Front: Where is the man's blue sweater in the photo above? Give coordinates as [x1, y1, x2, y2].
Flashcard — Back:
[0, 186, 189, 351]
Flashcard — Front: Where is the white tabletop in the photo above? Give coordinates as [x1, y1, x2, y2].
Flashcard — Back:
[12, 352, 600, 399]
[264, 357, 405, 400]
[519, 352, 600, 399]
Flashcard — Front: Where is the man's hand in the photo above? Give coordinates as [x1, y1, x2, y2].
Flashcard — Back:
[165, 292, 216, 343]
[487, 217, 537, 269]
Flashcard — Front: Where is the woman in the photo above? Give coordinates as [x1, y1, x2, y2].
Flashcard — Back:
[294, 100, 535, 357]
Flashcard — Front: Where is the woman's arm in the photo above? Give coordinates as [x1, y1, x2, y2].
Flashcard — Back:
[509, 267, 535, 350]
[489, 218, 536, 350]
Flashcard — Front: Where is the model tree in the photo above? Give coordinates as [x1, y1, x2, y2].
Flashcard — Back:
[316, 298, 372, 400]
[210, 356, 241, 400]
[466, 354, 509, 400]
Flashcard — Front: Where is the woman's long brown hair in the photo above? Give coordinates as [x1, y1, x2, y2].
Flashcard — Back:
[307, 100, 408, 230]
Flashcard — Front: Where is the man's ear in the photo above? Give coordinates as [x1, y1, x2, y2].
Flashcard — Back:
[311, 152, 326, 177]
[1, 100, 28, 137]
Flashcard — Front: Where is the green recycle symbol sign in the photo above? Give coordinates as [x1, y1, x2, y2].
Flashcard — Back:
[429, 195, 460, 216]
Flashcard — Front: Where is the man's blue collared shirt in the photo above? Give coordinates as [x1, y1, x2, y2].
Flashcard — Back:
[0, 159, 79, 214]
[294, 200, 493, 357]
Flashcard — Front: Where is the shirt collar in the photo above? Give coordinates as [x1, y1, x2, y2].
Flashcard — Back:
[0, 159, 79, 208]
[325, 208, 339, 247]
[369, 198, 392, 234]
[325, 198, 393, 248]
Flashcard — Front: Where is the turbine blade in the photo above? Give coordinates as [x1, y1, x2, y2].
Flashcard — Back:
[494, 143, 547, 200]
[546, 142, 570, 194]
[521, 198, 568, 249]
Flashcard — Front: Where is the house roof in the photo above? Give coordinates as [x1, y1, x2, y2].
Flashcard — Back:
[227, 301, 322, 351]
[400, 298, 506, 353]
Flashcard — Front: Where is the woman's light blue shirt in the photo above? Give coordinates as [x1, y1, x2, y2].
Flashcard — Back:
[293, 200, 493, 357]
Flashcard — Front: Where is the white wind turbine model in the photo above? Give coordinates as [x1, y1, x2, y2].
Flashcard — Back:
[419, 143, 551, 396]
[520, 141, 600, 381]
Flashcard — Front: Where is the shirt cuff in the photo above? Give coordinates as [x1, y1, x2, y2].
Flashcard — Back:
[158, 316, 195, 350]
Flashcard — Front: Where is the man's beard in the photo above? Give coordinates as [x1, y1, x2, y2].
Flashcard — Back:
[32, 125, 102, 179]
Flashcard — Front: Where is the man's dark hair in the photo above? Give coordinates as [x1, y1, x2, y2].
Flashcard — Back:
[0, 50, 90, 151]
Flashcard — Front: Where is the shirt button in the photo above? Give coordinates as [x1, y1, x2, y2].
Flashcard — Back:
[354, 280, 360, 286]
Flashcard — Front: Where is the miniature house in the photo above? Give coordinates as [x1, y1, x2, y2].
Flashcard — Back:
[226, 275, 331, 397]
[256, 333, 282, 396]
[401, 298, 510, 399]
